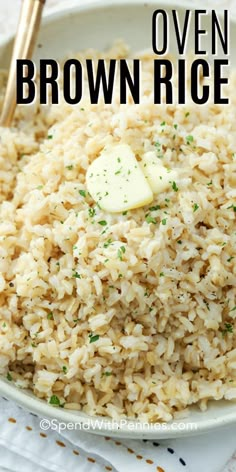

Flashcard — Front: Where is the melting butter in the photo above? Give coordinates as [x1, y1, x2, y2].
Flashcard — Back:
[140, 151, 178, 194]
[86, 144, 153, 213]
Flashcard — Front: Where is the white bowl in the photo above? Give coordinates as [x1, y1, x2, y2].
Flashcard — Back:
[0, 0, 236, 439]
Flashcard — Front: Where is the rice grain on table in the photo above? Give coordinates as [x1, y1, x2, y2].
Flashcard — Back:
[0, 43, 235, 422]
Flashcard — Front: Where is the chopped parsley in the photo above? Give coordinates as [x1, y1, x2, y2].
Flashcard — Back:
[222, 322, 233, 336]
[227, 256, 234, 262]
[117, 246, 126, 260]
[227, 204, 236, 212]
[177, 240, 182, 244]
[154, 140, 163, 157]
[146, 215, 157, 224]
[98, 220, 107, 226]
[47, 134, 53, 139]
[185, 112, 190, 117]
[47, 312, 54, 320]
[66, 165, 73, 170]
[172, 181, 179, 192]
[104, 238, 113, 248]
[159, 272, 164, 277]
[149, 205, 160, 211]
[7, 372, 12, 381]
[72, 271, 81, 279]
[62, 366, 67, 374]
[160, 121, 166, 126]
[88, 208, 96, 217]
[79, 190, 86, 197]
[207, 180, 212, 186]
[154, 140, 161, 148]
[193, 203, 199, 212]
[49, 395, 60, 406]
[173, 124, 178, 130]
[89, 334, 100, 343]
[161, 218, 167, 225]
[102, 371, 112, 377]
[186, 135, 194, 144]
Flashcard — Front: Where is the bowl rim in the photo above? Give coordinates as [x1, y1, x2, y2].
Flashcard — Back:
[0, 0, 236, 439]
[1, 0, 235, 47]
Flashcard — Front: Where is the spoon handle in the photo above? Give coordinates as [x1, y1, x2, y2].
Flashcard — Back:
[0, 0, 45, 127]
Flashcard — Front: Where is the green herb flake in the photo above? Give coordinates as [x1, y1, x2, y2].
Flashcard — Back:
[193, 203, 199, 212]
[66, 165, 73, 170]
[149, 205, 160, 211]
[186, 135, 194, 144]
[47, 135, 53, 139]
[173, 124, 178, 130]
[49, 395, 60, 406]
[122, 211, 128, 216]
[98, 220, 107, 226]
[72, 271, 81, 279]
[159, 272, 164, 277]
[230, 306, 236, 312]
[104, 239, 113, 248]
[2, 322, 6, 328]
[177, 240, 182, 244]
[62, 366, 67, 374]
[185, 112, 190, 118]
[154, 141, 161, 148]
[161, 218, 167, 225]
[102, 371, 112, 377]
[47, 312, 54, 320]
[79, 190, 86, 197]
[89, 334, 100, 343]
[227, 204, 236, 212]
[222, 322, 234, 336]
[172, 181, 179, 192]
[207, 180, 212, 186]
[160, 121, 166, 126]
[227, 256, 234, 262]
[7, 372, 12, 381]
[88, 208, 96, 218]
[117, 246, 126, 260]
[146, 214, 157, 224]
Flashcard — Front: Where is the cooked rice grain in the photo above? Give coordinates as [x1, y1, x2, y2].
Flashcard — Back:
[0, 44, 236, 422]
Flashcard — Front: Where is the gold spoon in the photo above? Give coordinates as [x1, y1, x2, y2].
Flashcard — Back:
[0, 0, 45, 127]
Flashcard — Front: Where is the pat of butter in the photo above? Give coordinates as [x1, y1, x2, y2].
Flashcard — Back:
[140, 151, 178, 194]
[86, 144, 153, 213]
